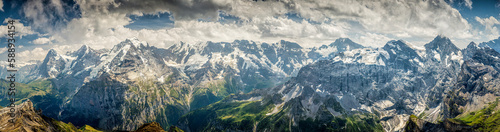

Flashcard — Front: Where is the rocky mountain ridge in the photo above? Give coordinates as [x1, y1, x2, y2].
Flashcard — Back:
[0, 37, 364, 131]
[177, 36, 500, 132]
[2, 36, 500, 131]
[0, 100, 178, 132]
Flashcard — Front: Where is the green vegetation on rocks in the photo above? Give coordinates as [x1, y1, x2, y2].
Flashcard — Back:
[179, 95, 383, 132]
[0, 79, 54, 106]
[452, 98, 500, 131]
[78, 125, 103, 132]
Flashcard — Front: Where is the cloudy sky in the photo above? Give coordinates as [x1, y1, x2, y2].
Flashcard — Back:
[0, 0, 499, 64]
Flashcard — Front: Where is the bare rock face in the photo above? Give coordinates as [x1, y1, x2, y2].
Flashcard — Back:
[0, 100, 179, 132]
[444, 42, 500, 118]
[404, 115, 445, 132]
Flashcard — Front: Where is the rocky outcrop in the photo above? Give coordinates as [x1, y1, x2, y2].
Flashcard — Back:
[444, 42, 500, 118]
[134, 122, 165, 132]
[404, 115, 445, 132]
[0, 100, 56, 132]
[0, 100, 176, 132]
[403, 115, 475, 132]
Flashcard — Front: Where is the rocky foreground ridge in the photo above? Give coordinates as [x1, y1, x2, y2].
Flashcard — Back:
[0, 100, 184, 132]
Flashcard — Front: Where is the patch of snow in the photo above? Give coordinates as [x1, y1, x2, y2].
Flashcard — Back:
[235, 96, 262, 102]
[164, 59, 181, 67]
[158, 76, 165, 83]
[315, 88, 330, 97]
[283, 85, 303, 102]
[315, 46, 337, 56]
[413, 58, 423, 67]
[266, 102, 283, 116]
[433, 50, 441, 60]
[185, 53, 208, 70]
[374, 100, 394, 110]
[128, 37, 145, 48]
[332, 48, 386, 66]
[450, 51, 463, 61]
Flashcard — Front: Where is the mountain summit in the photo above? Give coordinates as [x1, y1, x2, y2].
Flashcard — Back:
[424, 35, 461, 62]
[329, 38, 365, 50]
[479, 36, 500, 53]
[310, 38, 365, 59]
[425, 35, 459, 52]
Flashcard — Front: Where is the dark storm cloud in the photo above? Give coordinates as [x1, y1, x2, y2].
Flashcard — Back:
[79, 0, 233, 21]
[22, 0, 79, 32]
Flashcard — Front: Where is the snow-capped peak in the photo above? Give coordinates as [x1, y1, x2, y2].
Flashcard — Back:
[425, 35, 459, 54]
[464, 42, 481, 57]
[42, 49, 67, 63]
[111, 38, 148, 54]
[126, 37, 146, 48]
[479, 36, 500, 53]
[383, 40, 412, 51]
[46, 49, 58, 57]
[73, 45, 91, 58]
[329, 38, 364, 50]
[80, 44, 89, 50]
[276, 40, 302, 49]
[423, 36, 460, 63]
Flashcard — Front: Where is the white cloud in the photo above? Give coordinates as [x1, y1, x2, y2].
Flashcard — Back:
[476, 16, 500, 26]
[22, 0, 71, 32]
[20, 0, 480, 56]
[0, 19, 36, 38]
[0, 48, 6, 54]
[464, 0, 473, 9]
[77, 0, 470, 42]
[48, 14, 349, 51]
[31, 37, 52, 44]
[18, 47, 48, 62]
[0, 0, 4, 12]
[475, 16, 500, 40]
[76, 0, 471, 40]
[358, 33, 393, 47]
[50, 12, 134, 50]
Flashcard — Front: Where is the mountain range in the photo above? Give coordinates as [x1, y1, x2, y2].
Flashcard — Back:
[1, 36, 500, 131]
[0, 37, 363, 131]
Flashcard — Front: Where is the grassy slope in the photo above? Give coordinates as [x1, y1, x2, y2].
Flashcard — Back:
[0, 79, 54, 106]
[122, 75, 247, 130]
[0, 79, 107, 132]
[78, 125, 103, 132]
[452, 98, 500, 131]
[181, 96, 383, 132]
